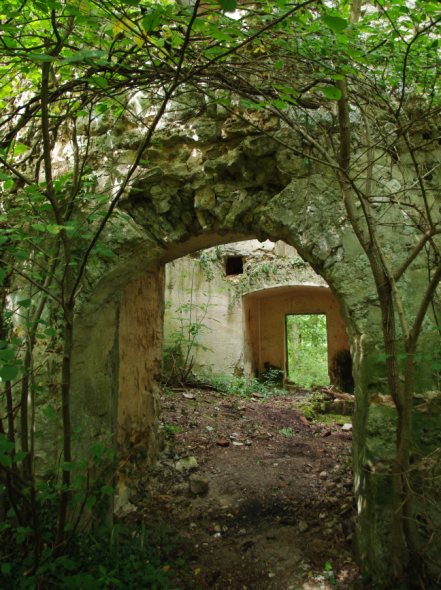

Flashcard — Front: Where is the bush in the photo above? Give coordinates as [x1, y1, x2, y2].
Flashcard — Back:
[0, 522, 192, 590]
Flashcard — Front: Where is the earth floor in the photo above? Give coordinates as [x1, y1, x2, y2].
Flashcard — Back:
[125, 386, 359, 590]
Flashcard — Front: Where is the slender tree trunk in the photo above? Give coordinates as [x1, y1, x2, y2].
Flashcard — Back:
[55, 301, 74, 547]
[336, 72, 411, 582]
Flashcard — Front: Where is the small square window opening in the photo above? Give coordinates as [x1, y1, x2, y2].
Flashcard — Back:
[225, 256, 244, 276]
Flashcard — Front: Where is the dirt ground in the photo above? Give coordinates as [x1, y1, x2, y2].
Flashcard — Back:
[128, 387, 359, 590]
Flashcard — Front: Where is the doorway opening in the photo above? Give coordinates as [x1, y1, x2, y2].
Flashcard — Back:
[115, 240, 356, 587]
[285, 313, 330, 388]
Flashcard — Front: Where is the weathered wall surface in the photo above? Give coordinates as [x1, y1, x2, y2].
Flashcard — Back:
[117, 266, 164, 501]
[164, 249, 244, 377]
[163, 239, 334, 378]
[68, 98, 441, 584]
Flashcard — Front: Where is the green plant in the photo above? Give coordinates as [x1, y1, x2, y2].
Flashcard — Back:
[163, 299, 212, 385]
[297, 391, 326, 420]
[278, 427, 293, 438]
[199, 373, 289, 399]
[262, 367, 284, 387]
[162, 422, 182, 438]
[0, 522, 193, 589]
[323, 560, 336, 586]
[163, 256, 215, 385]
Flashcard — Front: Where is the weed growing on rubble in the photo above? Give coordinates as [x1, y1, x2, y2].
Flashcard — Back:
[200, 373, 289, 399]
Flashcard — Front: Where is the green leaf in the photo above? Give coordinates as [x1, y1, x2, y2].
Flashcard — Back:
[142, 10, 163, 32]
[18, 298, 32, 308]
[219, 0, 237, 12]
[320, 85, 342, 100]
[31, 223, 46, 232]
[100, 484, 114, 496]
[61, 461, 76, 471]
[55, 556, 77, 571]
[61, 50, 107, 64]
[88, 75, 109, 89]
[46, 224, 63, 235]
[44, 327, 57, 336]
[13, 143, 29, 155]
[95, 102, 109, 114]
[0, 348, 14, 362]
[323, 15, 348, 34]
[1, 563, 11, 576]
[0, 365, 19, 381]
[86, 495, 97, 509]
[0, 433, 15, 467]
[43, 404, 58, 421]
[28, 53, 56, 63]
[15, 450, 28, 463]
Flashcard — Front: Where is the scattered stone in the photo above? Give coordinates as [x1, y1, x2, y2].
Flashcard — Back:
[252, 392, 264, 399]
[150, 387, 355, 586]
[241, 540, 254, 552]
[175, 456, 198, 472]
[298, 520, 309, 533]
[189, 475, 209, 496]
[342, 423, 352, 431]
[183, 392, 196, 400]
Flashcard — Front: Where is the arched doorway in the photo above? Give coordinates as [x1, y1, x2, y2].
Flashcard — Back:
[242, 284, 352, 390]
[68, 111, 393, 583]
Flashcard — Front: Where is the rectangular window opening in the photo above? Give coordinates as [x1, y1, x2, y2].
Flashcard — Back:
[285, 313, 330, 387]
[225, 256, 244, 276]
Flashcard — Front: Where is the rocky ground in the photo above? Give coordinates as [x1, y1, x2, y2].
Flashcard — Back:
[126, 386, 359, 590]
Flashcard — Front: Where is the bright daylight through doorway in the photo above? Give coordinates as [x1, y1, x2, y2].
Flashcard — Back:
[285, 313, 329, 388]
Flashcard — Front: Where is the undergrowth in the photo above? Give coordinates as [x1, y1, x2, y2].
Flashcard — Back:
[0, 521, 193, 590]
[199, 369, 289, 399]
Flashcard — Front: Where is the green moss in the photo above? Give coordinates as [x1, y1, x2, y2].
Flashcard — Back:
[365, 404, 397, 462]
[315, 413, 350, 426]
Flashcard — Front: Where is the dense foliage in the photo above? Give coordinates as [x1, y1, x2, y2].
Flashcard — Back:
[0, 0, 440, 587]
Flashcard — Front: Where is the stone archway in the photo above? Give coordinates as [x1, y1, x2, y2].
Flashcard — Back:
[69, 108, 424, 583]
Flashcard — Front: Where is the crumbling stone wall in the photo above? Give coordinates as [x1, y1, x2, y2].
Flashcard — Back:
[69, 99, 441, 583]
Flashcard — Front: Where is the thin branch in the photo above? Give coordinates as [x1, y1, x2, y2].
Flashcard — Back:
[0, 259, 62, 305]
[395, 230, 440, 283]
